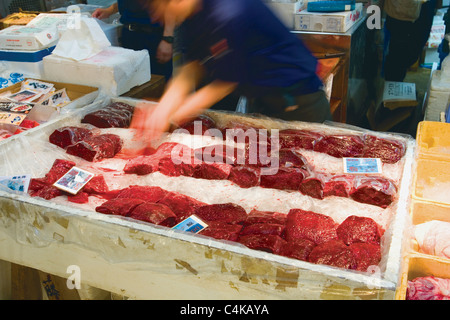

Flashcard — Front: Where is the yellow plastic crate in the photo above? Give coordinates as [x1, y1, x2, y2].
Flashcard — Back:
[416, 121, 450, 160]
[396, 254, 450, 300]
[412, 157, 450, 206]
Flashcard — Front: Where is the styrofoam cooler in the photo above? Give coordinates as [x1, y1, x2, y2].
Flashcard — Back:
[42, 46, 151, 96]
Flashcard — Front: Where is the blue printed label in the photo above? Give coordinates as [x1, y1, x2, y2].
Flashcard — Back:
[343, 158, 382, 174]
[172, 215, 208, 234]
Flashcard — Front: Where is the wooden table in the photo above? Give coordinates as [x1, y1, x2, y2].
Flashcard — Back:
[121, 74, 166, 101]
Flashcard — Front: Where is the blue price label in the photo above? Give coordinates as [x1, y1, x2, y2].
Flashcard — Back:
[172, 215, 208, 234]
[343, 158, 382, 174]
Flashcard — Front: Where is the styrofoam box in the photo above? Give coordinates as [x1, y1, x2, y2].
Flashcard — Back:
[265, 1, 306, 29]
[42, 46, 151, 96]
[0, 25, 59, 51]
[294, 2, 362, 33]
[0, 97, 416, 299]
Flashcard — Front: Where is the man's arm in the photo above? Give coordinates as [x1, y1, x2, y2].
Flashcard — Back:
[92, 2, 118, 19]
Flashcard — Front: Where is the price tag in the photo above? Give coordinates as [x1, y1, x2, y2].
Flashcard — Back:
[53, 167, 94, 195]
[0, 174, 31, 193]
[172, 215, 208, 234]
[343, 158, 382, 174]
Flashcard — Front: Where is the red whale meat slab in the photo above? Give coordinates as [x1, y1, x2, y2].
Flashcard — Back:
[259, 167, 305, 191]
[349, 242, 381, 272]
[95, 198, 146, 216]
[279, 238, 316, 261]
[128, 202, 177, 227]
[192, 162, 232, 180]
[239, 223, 285, 237]
[314, 135, 364, 158]
[362, 134, 406, 164]
[200, 221, 243, 241]
[277, 149, 307, 169]
[243, 210, 287, 226]
[278, 129, 323, 150]
[67, 191, 89, 204]
[228, 165, 260, 188]
[194, 203, 247, 224]
[158, 191, 206, 222]
[238, 234, 286, 254]
[299, 175, 325, 200]
[336, 215, 383, 245]
[66, 133, 123, 162]
[285, 209, 338, 245]
[49, 126, 93, 149]
[29, 159, 76, 200]
[308, 240, 358, 270]
[115, 185, 167, 203]
[177, 114, 216, 135]
[350, 177, 397, 208]
[81, 102, 134, 128]
[82, 175, 109, 194]
[123, 155, 160, 175]
[323, 175, 355, 198]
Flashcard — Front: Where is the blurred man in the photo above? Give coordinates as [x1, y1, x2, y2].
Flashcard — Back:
[131, 0, 330, 144]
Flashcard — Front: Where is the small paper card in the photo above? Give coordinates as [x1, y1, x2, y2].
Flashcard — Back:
[0, 112, 27, 125]
[53, 167, 94, 195]
[172, 215, 208, 234]
[0, 174, 31, 193]
[343, 158, 382, 174]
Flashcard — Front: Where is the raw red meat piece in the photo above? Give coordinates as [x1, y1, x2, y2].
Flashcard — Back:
[337, 215, 383, 245]
[123, 155, 160, 175]
[177, 114, 216, 135]
[228, 166, 260, 188]
[308, 240, 357, 269]
[285, 209, 338, 245]
[49, 126, 93, 149]
[279, 238, 316, 261]
[28, 159, 76, 200]
[29, 185, 62, 200]
[81, 102, 134, 128]
[278, 129, 323, 150]
[240, 223, 285, 237]
[299, 176, 325, 199]
[66, 133, 123, 162]
[195, 144, 246, 166]
[277, 149, 307, 169]
[243, 210, 287, 226]
[200, 222, 243, 241]
[349, 242, 381, 271]
[195, 203, 247, 224]
[192, 162, 232, 180]
[238, 234, 286, 254]
[82, 175, 109, 194]
[95, 198, 146, 216]
[259, 167, 305, 191]
[116, 185, 167, 203]
[362, 135, 406, 164]
[350, 177, 397, 208]
[42, 159, 76, 184]
[67, 191, 89, 204]
[158, 156, 197, 177]
[323, 175, 355, 198]
[314, 135, 364, 158]
[128, 202, 177, 227]
[158, 192, 206, 222]
[407, 277, 450, 300]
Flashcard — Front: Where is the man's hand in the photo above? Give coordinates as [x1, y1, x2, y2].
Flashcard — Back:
[130, 102, 172, 146]
[156, 40, 173, 64]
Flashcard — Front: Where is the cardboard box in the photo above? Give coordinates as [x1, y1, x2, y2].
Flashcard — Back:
[265, 1, 306, 29]
[0, 25, 59, 51]
[0, 79, 99, 123]
[0, 12, 39, 30]
[294, 2, 362, 33]
[43, 46, 151, 96]
[382, 81, 417, 110]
